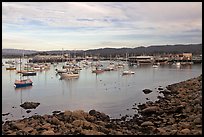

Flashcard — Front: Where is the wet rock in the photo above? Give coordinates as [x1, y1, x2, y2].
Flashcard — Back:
[137, 104, 147, 110]
[158, 87, 164, 90]
[20, 102, 40, 109]
[52, 110, 61, 114]
[2, 113, 10, 116]
[89, 110, 97, 116]
[26, 110, 31, 113]
[143, 89, 153, 94]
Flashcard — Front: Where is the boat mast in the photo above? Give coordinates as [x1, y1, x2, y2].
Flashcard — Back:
[20, 56, 22, 80]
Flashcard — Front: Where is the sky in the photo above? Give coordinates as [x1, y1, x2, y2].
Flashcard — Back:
[2, 2, 202, 51]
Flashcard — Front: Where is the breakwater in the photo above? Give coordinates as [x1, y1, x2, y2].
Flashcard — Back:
[2, 74, 202, 135]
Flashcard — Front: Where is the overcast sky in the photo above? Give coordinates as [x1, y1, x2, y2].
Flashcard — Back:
[2, 2, 202, 51]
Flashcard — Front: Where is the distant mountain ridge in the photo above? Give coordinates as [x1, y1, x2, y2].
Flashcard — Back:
[2, 44, 202, 57]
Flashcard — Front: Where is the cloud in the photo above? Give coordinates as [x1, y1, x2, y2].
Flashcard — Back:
[2, 2, 202, 50]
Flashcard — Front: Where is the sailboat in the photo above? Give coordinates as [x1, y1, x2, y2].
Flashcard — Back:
[14, 56, 33, 88]
[22, 56, 36, 76]
[122, 53, 135, 75]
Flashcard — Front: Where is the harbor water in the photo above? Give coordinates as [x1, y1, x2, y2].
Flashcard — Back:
[2, 58, 202, 121]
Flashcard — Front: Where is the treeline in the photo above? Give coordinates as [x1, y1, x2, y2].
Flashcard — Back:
[2, 44, 202, 58]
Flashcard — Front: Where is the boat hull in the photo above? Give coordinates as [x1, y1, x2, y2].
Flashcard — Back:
[14, 79, 33, 88]
[60, 73, 79, 79]
[14, 83, 33, 88]
[6, 67, 16, 70]
[22, 72, 36, 76]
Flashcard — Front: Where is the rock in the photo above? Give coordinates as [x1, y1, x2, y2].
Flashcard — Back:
[51, 117, 61, 125]
[26, 110, 31, 113]
[42, 123, 51, 129]
[142, 89, 153, 94]
[13, 123, 26, 130]
[158, 87, 164, 90]
[72, 110, 87, 120]
[141, 121, 154, 126]
[141, 106, 160, 114]
[41, 130, 55, 135]
[170, 130, 177, 135]
[72, 120, 83, 127]
[20, 102, 40, 109]
[2, 113, 10, 116]
[138, 104, 147, 110]
[23, 127, 33, 133]
[180, 128, 191, 135]
[193, 117, 202, 125]
[179, 122, 191, 129]
[89, 110, 97, 116]
[156, 128, 166, 134]
[81, 129, 105, 135]
[52, 110, 61, 114]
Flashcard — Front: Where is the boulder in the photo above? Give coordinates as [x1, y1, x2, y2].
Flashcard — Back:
[143, 89, 153, 94]
[20, 102, 40, 109]
[141, 121, 154, 126]
[141, 106, 160, 114]
[180, 128, 191, 135]
[41, 130, 55, 135]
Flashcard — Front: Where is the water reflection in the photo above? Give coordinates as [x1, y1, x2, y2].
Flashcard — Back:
[14, 85, 33, 116]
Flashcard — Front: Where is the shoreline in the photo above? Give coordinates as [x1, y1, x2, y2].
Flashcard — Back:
[2, 74, 202, 135]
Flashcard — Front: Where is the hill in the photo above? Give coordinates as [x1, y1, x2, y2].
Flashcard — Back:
[2, 44, 202, 58]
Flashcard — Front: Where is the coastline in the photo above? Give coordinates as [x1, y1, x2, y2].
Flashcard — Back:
[2, 74, 202, 135]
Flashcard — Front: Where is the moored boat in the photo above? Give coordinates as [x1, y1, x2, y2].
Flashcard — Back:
[92, 68, 104, 74]
[122, 70, 135, 75]
[14, 79, 33, 88]
[6, 65, 16, 70]
[59, 71, 79, 79]
[22, 71, 37, 76]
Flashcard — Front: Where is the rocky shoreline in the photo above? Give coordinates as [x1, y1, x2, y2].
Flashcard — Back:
[2, 74, 202, 135]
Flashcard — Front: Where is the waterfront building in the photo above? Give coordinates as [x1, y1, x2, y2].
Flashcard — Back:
[129, 55, 154, 64]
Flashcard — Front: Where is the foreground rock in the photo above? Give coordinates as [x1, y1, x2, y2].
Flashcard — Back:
[2, 75, 202, 135]
[142, 89, 153, 94]
[20, 102, 40, 109]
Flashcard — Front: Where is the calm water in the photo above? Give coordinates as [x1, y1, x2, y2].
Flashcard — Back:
[2, 58, 202, 121]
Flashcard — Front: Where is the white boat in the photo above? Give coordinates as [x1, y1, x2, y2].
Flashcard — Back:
[122, 70, 135, 75]
[59, 71, 79, 79]
[176, 62, 181, 66]
[56, 69, 67, 73]
[152, 64, 159, 68]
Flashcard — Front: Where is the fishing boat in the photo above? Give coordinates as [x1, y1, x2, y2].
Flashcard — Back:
[14, 56, 33, 88]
